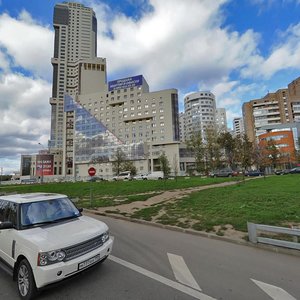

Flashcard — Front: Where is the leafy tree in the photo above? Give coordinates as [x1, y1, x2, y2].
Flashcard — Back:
[204, 128, 221, 173]
[112, 148, 126, 175]
[158, 152, 170, 179]
[121, 161, 137, 176]
[217, 132, 236, 168]
[186, 131, 205, 173]
[266, 140, 280, 169]
[252, 143, 269, 173]
[235, 134, 253, 174]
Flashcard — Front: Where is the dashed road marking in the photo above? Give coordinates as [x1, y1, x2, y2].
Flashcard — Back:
[109, 255, 216, 300]
[251, 279, 297, 300]
[167, 253, 201, 291]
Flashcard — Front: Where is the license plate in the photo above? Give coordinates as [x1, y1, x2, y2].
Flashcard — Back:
[78, 254, 101, 270]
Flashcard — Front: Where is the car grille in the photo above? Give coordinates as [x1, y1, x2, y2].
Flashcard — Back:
[63, 234, 104, 261]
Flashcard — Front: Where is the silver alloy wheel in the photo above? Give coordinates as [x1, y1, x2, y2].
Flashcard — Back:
[18, 264, 29, 296]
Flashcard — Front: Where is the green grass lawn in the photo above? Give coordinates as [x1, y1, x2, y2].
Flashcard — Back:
[1, 175, 299, 233]
[0, 176, 234, 199]
[130, 175, 300, 232]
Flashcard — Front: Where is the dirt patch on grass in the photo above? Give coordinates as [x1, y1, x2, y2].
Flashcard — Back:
[93, 180, 248, 241]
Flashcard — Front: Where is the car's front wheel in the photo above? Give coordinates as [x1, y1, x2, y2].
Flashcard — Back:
[17, 259, 37, 300]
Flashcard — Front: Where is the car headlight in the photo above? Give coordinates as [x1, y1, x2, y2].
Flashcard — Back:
[102, 231, 109, 244]
[38, 249, 66, 266]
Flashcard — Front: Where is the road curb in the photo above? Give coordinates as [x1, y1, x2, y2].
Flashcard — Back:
[84, 209, 300, 257]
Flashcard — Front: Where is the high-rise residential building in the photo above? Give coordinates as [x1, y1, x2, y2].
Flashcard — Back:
[50, 2, 106, 149]
[215, 108, 227, 133]
[232, 117, 244, 136]
[242, 77, 300, 143]
[183, 91, 217, 141]
[50, 2, 108, 175]
[287, 77, 300, 122]
[179, 112, 186, 141]
[242, 88, 291, 142]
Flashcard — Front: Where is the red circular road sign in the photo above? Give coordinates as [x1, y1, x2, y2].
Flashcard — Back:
[88, 167, 96, 177]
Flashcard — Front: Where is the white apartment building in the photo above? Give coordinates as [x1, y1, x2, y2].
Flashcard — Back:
[183, 91, 217, 141]
[232, 117, 244, 136]
[215, 108, 227, 133]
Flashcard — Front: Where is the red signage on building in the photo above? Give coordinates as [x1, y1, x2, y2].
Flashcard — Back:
[36, 155, 54, 176]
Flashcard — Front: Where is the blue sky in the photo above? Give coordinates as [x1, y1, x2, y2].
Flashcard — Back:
[0, 0, 300, 174]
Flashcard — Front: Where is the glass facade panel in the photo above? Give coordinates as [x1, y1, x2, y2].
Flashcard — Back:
[64, 95, 145, 163]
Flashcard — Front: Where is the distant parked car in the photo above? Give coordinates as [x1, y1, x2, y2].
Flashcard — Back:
[132, 174, 147, 180]
[288, 167, 300, 174]
[87, 176, 104, 182]
[245, 170, 264, 177]
[209, 168, 237, 178]
[112, 171, 132, 181]
[274, 169, 290, 175]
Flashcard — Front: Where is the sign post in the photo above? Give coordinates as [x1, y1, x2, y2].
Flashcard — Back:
[88, 167, 96, 207]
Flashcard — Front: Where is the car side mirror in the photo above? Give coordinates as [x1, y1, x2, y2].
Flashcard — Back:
[78, 208, 83, 213]
[0, 221, 13, 229]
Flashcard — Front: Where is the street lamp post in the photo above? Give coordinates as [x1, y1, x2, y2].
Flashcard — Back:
[38, 143, 45, 184]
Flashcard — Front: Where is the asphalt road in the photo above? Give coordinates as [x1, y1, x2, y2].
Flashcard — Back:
[1, 214, 299, 300]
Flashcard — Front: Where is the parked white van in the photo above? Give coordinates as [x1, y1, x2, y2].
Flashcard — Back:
[144, 171, 164, 180]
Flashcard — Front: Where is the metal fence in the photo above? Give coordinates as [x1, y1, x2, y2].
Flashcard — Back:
[247, 222, 300, 250]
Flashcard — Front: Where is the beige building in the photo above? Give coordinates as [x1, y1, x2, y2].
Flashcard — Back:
[288, 77, 300, 122]
[232, 117, 244, 136]
[242, 88, 291, 142]
[50, 2, 101, 149]
[72, 75, 180, 178]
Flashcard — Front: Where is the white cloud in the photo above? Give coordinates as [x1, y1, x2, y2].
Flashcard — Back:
[201, 78, 267, 128]
[0, 11, 53, 79]
[0, 73, 51, 160]
[92, 0, 261, 90]
[241, 23, 300, 78]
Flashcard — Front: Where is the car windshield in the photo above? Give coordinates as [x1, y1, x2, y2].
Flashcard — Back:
[20, 197, 80, 227]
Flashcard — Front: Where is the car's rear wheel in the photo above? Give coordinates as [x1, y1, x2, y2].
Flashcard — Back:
[17, 259, 37, 300]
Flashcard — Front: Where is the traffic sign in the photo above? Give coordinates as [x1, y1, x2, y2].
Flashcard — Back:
[88, 167, 96, 177]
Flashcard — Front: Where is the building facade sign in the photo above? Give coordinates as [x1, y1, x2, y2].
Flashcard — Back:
[108, 75, 143, 91]
[36, 155, 54, 176]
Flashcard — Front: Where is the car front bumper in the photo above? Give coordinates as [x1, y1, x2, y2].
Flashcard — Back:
[34, 237, 113, 289]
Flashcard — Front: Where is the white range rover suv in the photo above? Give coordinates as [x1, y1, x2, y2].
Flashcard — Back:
[0, 193, 113, 300]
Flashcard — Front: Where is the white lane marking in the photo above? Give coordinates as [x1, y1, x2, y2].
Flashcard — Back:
[251, 279, 297, 300]
[167, 253, 201, 291]
[108, 255, 216, 300]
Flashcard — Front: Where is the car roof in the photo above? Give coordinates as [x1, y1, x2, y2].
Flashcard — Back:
[0, 193, 67, 204]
